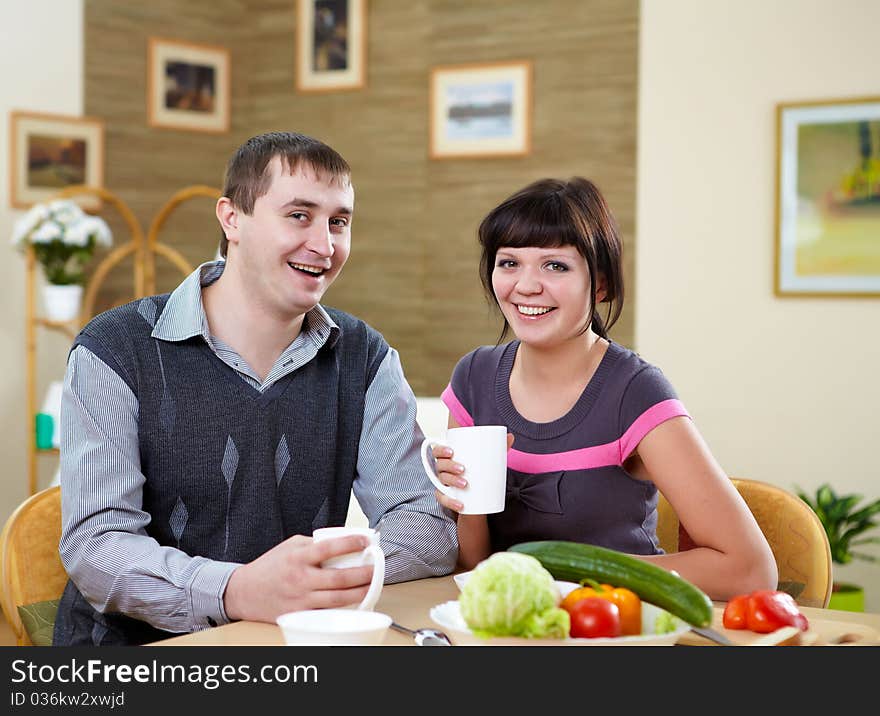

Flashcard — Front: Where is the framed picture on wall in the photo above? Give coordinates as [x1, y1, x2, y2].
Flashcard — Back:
[296, 0, 367, 92]
[429, 60, 533, 160]
[8, 110, 104, 210]
[148, 37, 230, 133]
[775, 96, 880, 297]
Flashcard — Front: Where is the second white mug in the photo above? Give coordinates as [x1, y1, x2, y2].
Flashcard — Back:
[312, 526, 385, 611]
[420, 424, 508, 515]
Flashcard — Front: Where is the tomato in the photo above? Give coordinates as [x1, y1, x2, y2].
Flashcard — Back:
[561, 583, 642, 635]
[722, 594, 749, 630]
[565, 597, 622, 639]
[722, 589, 810, 633]
[746, 590, 810, 633]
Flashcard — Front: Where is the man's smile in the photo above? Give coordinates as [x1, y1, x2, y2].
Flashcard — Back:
[288, 261, 328, 276]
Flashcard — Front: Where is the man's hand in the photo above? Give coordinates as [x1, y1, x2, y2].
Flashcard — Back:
[223, 534, 374, 623]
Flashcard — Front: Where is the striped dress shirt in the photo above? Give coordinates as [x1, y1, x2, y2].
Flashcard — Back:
[59, 261, 457, 634]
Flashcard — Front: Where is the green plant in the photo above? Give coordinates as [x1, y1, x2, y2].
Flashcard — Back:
[11, 199, 112, 285]
[796, 484, 880, 565]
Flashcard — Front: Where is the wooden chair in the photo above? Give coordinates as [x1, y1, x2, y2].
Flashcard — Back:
[657, 477, 833, 608]
[0, 486, 67, 645]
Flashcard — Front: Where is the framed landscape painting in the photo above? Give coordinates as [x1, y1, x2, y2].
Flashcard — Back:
[296, 0, 367, 92]
[429, 60, 533, 160]
[775, 96, 880, 297]
[148, 37, 230, 133]
[9, 111, 104, 210]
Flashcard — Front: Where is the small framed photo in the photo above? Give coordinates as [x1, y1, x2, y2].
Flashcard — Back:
[776, 96, 880, 297]
[8, 110, 104, 210]
[296, 0, 367, 93]
[148, 37, 230, 133]
[430, 60, 533, 160]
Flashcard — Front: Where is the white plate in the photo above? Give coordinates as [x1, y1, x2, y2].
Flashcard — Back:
[453, 570, 580, 598]
[430, 599, 690, 646]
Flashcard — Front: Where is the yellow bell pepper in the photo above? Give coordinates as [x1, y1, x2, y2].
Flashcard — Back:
[560, 580, 642, 636]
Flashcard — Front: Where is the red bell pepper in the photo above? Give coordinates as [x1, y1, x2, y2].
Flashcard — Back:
[722, 589, 809, 633]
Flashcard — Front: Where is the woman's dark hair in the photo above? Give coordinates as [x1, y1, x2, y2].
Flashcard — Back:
[478, 177, 624, 342]
[218, 131, 351, 257]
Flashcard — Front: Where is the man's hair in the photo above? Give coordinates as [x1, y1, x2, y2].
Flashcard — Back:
[218, 131, 351, 257]
[478, 177, 624, 342]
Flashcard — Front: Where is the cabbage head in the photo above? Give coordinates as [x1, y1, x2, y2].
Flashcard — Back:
[459, 552, 569, 639]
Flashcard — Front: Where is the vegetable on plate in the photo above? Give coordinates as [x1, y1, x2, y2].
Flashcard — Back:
[722, 589, 810, 633]
[509, 540, 713, 628]
[565, 597, 621, 639]
[561, 580, 642, 636]
[458, 552, 570, 639]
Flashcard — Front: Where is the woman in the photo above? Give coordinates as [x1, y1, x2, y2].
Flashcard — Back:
[433, 177, 776, 600]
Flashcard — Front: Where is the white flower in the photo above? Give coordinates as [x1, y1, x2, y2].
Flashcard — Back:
[10, 204, 50, 247]
[49, 200, 86, 228]
[31, 221, 62, 243]
[63, 220, 90, 247]
[11, 199, 113, 285]
[64, 216, 112, 247]
[11, 199, 113, 250]
[88, 216, 112, 247]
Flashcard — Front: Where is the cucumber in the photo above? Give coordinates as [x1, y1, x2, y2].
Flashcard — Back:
[509, 540, 713, 627]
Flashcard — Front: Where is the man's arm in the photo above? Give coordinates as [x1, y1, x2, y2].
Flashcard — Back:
[59, 346, 239, 632]
[353, 349, 459, 582]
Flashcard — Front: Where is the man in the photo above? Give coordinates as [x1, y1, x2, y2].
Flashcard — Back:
[53, 132, 458, 646]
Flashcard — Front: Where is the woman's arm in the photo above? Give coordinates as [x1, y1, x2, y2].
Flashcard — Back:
[628, 416, 778, 601]
[431, 415, 493, 569]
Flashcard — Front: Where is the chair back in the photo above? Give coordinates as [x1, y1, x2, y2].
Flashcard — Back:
[0, 486, 67, 645]
[657, 478, 832, 608]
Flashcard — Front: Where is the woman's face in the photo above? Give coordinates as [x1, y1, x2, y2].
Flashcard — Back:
[491, 244, 598, 348]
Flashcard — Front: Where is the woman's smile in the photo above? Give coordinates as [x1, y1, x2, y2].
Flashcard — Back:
[514, 303, 557, 319]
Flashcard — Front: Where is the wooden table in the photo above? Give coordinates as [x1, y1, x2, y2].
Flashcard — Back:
[151, 574, 880, 646]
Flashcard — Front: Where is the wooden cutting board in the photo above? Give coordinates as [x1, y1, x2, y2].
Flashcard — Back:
[677, 606, 879, 646]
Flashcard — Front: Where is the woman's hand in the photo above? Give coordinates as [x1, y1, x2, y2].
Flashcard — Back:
[431, 443, 466, 512]
[431, 434, 514, 513]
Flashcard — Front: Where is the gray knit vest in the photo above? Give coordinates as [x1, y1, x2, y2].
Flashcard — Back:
[54, 294, 388, 645]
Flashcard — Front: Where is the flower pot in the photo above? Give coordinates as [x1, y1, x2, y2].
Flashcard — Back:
[42, 284, 83, 323]
[827, 582, 864, 612]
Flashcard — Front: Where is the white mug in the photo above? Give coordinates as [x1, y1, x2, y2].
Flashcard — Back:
[312, 526, 385, 611]
[420, 425, 508, 515]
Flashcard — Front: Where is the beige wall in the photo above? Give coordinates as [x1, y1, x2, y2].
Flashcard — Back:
[2, 0, 638, 524]
[0, 0, 84, 532]
[637, 0, 880, 609]
[83, 0, 639, 396]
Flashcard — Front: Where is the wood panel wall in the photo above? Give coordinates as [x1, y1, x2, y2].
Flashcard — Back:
[85, 0, 638, 395]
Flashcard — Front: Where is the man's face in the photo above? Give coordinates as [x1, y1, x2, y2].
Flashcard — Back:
[226, 157, 354, 321]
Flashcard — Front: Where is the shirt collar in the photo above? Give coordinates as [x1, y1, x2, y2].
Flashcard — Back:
[151, 260, 340, 348]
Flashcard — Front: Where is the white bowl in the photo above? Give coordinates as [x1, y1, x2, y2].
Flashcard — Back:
[276, 609, 392, 646]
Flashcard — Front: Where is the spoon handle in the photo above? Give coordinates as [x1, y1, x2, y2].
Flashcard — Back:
[390, 622, 416, 636]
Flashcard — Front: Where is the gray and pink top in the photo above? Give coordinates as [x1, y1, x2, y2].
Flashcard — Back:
[441, 340, 690, 555]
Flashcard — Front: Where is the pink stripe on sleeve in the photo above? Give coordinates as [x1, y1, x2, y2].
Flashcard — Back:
[618, 399, 690, 461]
[440, 385, 474, 427]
